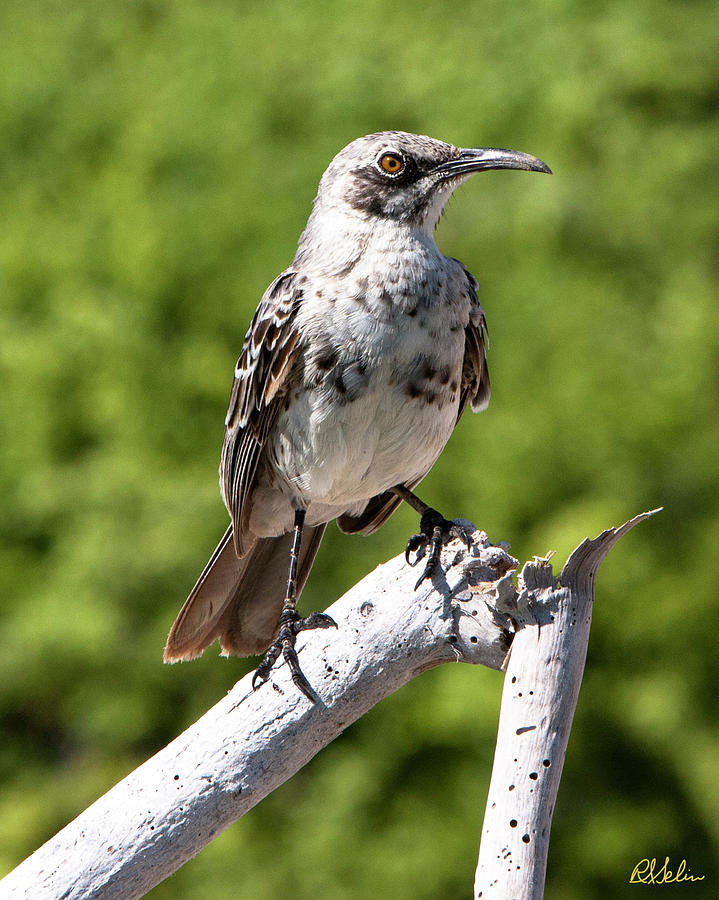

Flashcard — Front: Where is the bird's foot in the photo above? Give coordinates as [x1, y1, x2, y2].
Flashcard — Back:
[405, 508, 472, 590]
[252, 607, 337, 701]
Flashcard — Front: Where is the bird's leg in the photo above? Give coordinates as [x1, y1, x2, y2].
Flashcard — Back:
[252, 509, 336, 701]
[391, 485, 472, 590]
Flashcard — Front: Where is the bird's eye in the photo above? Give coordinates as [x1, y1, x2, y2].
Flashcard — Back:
[379, 153, 404, 175]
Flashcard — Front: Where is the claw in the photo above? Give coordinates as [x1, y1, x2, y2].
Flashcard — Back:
[405, 533, 426, 566]
[252, 608, 336, 699]
[451, 522, 472, 551]
[413, 523, 444, 589]
[295, 612, 337, 633]
[284, 641, 318, 702]
[414, 553, 439, 590]
[405, 509, 474, 590]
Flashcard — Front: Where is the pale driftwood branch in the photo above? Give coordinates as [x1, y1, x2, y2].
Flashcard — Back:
[2, 513, 656, 900]
[474, 510, 659, 900]
[1, 526, 514, 900]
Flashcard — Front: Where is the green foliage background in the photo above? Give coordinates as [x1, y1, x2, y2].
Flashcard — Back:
[1, 1, 717, 896]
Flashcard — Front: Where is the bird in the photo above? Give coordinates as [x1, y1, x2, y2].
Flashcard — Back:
[164, 131, 551, 699]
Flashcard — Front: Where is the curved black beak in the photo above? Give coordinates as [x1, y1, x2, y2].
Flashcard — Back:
[435, 147, 552, 178]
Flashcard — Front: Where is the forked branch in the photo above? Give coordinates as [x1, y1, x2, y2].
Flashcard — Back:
[1, 513, 657, 900]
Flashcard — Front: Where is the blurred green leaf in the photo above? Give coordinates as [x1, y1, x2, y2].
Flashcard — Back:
[1, 0, 717, 896]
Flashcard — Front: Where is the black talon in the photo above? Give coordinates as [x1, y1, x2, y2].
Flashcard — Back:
[283, 631, 317, 702]
[454, 522, 472, 551]
[296, 611, 337, 632]
[405, 533, 426, 565]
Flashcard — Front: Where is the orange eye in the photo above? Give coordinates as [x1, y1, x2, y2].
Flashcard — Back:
[379, 153, 404, 175]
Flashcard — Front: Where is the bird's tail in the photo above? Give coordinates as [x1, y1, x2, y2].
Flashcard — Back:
[163, 523, 327, 662]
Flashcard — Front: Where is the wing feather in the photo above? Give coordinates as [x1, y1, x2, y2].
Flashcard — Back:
[220, 270, 304, 557]
[457, 266, 490, 419]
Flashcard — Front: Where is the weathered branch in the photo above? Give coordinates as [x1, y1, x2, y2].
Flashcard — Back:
[1, 513, 656, 899]
[474, 510, 659, 899]
[1, 526, 514, 900]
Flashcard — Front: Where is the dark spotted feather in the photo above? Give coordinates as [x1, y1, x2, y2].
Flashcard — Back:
[339, 266, 489, 536]
[220, 270, 304, 556]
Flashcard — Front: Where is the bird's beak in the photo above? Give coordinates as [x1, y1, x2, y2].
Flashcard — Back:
[435, 147, 552, 178]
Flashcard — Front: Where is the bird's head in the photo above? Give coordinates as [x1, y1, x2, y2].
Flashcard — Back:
[312, 130, 551, 235]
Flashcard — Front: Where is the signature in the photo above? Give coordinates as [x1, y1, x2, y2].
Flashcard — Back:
[630, 857, 705, 884]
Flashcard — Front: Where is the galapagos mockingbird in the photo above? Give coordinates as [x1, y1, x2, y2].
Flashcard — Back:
[164, 131, 550, 699]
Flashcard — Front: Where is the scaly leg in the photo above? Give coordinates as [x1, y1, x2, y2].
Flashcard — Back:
[252, 509, 336, 700]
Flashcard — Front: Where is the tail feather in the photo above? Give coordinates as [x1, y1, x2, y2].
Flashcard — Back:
[163, 523, 326, 662]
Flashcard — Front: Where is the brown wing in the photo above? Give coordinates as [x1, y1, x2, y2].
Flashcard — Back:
[337, 484, 416, 536]
[220, 270, 305, 557]
[338, 265, 489, 536]
[458, 265, 490, 418]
